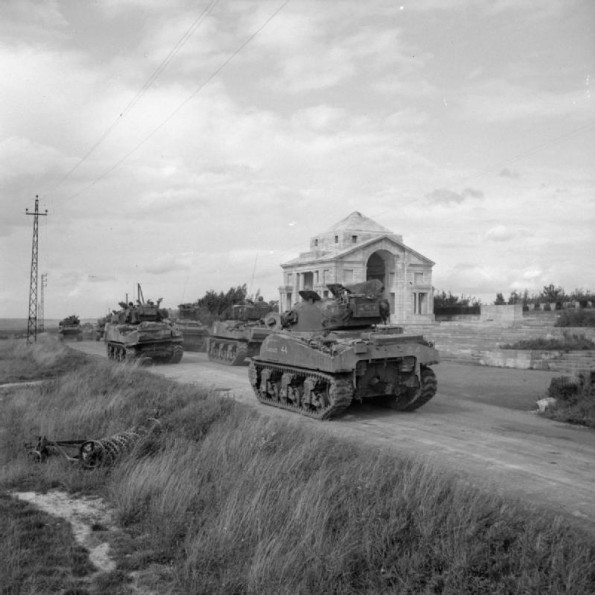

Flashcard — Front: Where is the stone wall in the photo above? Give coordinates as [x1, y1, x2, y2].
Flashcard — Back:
[478, 349, 595, 372]
[480, 304, 523, 325]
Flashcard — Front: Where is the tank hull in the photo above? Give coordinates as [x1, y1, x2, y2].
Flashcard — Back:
[105, 321, 183, 364]
[175, 323, 209, 352]
[250, 330, 439, 419]
[59, 326, 83, 342]
[207, 322, 273, 366]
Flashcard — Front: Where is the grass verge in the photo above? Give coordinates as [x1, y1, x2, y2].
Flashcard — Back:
[0, 335, 88, 383]
[555, 309, 595, 327]
[501, 332, 595, 351]
[1, 345, 595, 593]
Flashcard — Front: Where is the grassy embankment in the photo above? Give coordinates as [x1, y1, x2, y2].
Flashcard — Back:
[501, 332, 595, 352]
[500, 332, 595, 426]
[556, 309, 595, 327]
[1, 337, 595, 594]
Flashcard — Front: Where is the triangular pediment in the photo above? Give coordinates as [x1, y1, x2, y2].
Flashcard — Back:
[327, 211, 392, 234]
[282, 235, 434, 267]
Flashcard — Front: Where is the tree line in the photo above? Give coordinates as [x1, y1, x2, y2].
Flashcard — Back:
[493, 285, 594, 307]
[434, 285, 594, 310]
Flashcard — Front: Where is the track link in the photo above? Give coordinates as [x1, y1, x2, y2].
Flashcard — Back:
[208, 339, 248, 366]
[401, 366, 437, 411]
[248, 361, 353, 420]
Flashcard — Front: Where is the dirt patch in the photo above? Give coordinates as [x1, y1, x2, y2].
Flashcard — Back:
[11, 490, 166, 594]
[13, 490, 117, 573]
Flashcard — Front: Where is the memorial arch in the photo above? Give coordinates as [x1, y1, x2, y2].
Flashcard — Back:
[279, 211, 435, 323]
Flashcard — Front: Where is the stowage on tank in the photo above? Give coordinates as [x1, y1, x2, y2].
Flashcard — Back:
[207, 298, 276, 366]
[104, 298, 183, 364]
[249, 280, 439, 420]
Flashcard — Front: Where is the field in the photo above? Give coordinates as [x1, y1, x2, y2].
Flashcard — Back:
[1, 336, 595, 594]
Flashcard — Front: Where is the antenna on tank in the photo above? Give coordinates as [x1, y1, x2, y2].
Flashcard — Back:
[249, 253, 258, 298]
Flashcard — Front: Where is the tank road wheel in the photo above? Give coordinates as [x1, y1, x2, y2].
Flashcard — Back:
[117, 346, 127, 362]
[169, 344, 184, 364]
[225, 344, 235, 363]
[303, 376, 331, 415]
[125, 348, 138, 364]
[207, 340, 216, 362]
[230, 345, 248, 366]
[387, 366, 437, 412]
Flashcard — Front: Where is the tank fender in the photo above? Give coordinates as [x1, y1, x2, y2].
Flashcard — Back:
[353, 341, 368, 355]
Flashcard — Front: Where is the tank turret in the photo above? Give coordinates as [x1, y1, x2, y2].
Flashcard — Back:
[249, 280, 439, 420]
[279, 279, 390, 332]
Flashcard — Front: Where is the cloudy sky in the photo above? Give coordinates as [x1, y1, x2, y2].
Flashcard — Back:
[1, 0, 593, 319]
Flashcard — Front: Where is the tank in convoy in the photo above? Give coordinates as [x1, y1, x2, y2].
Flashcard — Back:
[94, 316, 108, 341]
[58, 314, 83, 342]
[173, 303, 210, 352]
[104, 297, 183, 364]
[248, 279, 439, 420]
[207, 297, 277, 366]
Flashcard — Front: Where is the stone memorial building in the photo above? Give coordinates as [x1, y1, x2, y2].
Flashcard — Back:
[279, 211, 435, 323]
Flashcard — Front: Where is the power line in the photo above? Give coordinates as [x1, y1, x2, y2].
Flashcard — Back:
[492, 120, 595, 170]
[51, 0, 220, 194]
[65, 0, 291, 202]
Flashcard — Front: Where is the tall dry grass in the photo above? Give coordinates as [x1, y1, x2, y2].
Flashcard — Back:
[0, 335, 86, 383]
[1, 348, 595, 594]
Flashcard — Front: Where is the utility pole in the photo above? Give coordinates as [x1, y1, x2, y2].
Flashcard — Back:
[39, 273, 48, 332]
[26, 196, 48, 345]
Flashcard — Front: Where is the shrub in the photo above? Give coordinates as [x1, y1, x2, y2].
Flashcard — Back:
[555, 309, 595, 328]
[501, 333, 595, 351]
[545, 371, 595, 427]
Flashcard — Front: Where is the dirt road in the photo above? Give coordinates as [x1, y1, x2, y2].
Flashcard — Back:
[74, 341, 595, 534]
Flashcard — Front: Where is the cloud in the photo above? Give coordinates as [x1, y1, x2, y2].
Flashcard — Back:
[0, 0, 67, 42]
[142, 253, 194, 275]
[499, 168, 520, 179]
[484, 225, 518, 242]
[456, 80, 591, 122]
[425, 187, 484, 204]
[0, 137, 71, 182]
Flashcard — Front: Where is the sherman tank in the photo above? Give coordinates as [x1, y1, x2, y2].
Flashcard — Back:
[207, 298, 276, 366]
[104, 298, 183, 364]
[248, 280, 439, 420]
[58, 315, 83, 342]
[174, 303, 209, 352]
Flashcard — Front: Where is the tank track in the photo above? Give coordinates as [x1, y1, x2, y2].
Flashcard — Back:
[107, 342, 182, 365]
[248, 361, 353, 420]
[208, 338, 248, 366]
[387, 365, 437, 412]
[402, 366, 437, 411]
